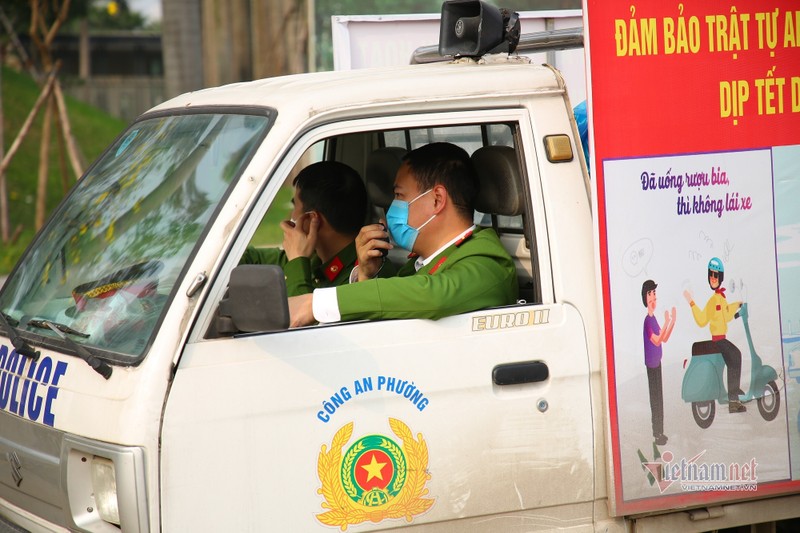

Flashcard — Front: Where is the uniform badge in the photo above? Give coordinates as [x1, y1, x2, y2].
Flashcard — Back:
[323, 256, 345, 282]
[316, 418, 434, 529]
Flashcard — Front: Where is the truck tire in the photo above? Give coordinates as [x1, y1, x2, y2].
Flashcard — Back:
[692, 401, 715, 428]
[757, 380, 780, 421]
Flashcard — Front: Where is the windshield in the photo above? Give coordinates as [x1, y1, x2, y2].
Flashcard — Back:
[0, 111, 271, 363]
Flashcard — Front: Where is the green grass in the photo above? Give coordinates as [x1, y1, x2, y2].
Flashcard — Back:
[1, 66, 126, 273]
[250, 184, 294, 248]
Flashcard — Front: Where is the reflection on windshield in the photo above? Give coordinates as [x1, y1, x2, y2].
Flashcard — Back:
[0, 112, 271, 362]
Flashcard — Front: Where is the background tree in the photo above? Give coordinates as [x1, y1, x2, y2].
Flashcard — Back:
[0, 0, 93, 241]
[87, 0, 147, 31]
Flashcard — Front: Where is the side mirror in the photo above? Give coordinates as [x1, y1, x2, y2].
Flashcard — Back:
[212, 265, 289, 335]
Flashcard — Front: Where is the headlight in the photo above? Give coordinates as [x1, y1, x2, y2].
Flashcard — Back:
[91, 457, 120, 525]
[63, 436, 149, 532]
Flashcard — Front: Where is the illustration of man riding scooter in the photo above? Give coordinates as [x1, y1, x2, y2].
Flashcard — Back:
[681, 257, 780, 428]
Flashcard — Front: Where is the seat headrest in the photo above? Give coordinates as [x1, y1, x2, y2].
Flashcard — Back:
[471, 145, 523, 216]
[366, 147, 407, 210]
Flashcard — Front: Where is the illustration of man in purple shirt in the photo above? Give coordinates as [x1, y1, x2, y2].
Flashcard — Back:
[642, 280, 676, 446]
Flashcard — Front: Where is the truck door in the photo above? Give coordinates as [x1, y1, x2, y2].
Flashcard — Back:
[161, 110, 596, 531]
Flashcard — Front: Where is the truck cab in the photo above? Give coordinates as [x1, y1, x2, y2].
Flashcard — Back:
[0, 54, 605, 531]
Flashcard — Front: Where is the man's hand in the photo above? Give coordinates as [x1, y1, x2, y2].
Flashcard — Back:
[282, 212, 319, 261]
[664, 306, 676, 325]
[288, 293, 315, 328]
[355, 222, 392, 281]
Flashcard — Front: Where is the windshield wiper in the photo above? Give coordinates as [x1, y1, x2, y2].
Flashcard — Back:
[38, 320, 112, 380]
[28, 319, 89, 338]
[0, 311, 40, 361]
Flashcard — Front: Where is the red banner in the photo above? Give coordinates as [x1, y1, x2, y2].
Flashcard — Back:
[585, 0, 800, 516]
[588, 2, 800, 158]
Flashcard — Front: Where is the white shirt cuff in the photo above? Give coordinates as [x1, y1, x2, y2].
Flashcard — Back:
[312, 287, 341, 323]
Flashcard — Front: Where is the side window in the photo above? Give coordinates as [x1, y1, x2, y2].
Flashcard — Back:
[210, 118, 538, 338]
[246, 122, 533, 295]
[385, 124, 521, 231]
[385, 123, 513, 150]
[248, 142, 326, 250]
[237, 138, 382, 299]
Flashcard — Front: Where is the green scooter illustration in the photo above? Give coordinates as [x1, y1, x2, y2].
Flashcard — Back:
[681, 302, 780, 428]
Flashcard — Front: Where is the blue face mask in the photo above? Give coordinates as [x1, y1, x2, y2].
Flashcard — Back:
[385, 189, 435, 251]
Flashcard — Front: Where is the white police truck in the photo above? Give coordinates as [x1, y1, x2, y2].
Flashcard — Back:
[1, 1, 799, 531]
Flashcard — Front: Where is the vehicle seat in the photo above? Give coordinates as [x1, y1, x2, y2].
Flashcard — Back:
[470, 145, 533, 303]
[365, 147, 407, 213]
[692, 340, 721, 356]
[365, 147, 408, 267]
[471, 145, 524, 218]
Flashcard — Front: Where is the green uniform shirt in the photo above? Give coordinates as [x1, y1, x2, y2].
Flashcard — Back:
[240, 242, 396, 296]
[335, 227, 518, 321]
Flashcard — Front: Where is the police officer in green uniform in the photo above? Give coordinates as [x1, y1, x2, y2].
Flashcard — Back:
[241, 161, 395, 296]
[288, 142, 518, 326]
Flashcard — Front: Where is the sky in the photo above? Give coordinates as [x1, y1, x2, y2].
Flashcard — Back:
[128, 0, 162, 23]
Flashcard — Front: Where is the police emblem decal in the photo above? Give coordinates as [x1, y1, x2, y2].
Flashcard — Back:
[343, 435, 404, 506]
[316, 418, 434, 529]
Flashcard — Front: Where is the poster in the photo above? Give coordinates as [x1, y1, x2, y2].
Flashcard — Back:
[584, 0, 800, 514]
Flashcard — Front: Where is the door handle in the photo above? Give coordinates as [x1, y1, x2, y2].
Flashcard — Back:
[492, 361, 549, 386]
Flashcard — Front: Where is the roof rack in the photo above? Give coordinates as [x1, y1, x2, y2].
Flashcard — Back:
[410, 26, 584, 65]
